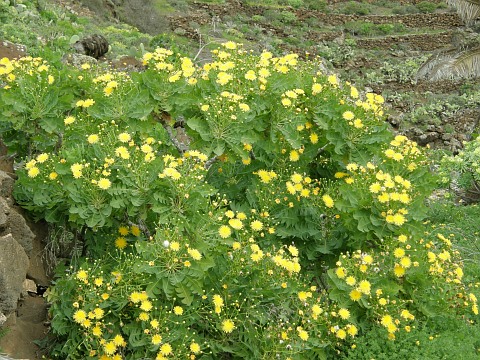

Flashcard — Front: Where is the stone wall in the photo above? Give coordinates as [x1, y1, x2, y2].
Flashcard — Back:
[0, 170, 36, 325]
[355, 32, 453, 51]
[295, 12, 462, 29]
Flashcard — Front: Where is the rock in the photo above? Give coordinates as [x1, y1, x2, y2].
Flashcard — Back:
[109, 55, 145, 72]
[22, 279, 36, 294]
[62, 52, 98, 69]
[0, 197, 9, 228]
[0, 40, 27, 60]
[0, 171, 15, 204]
[14, 3, 27, 12]
[0, 234, 29, 316]
[72, 34, 109, 59]
[5, 207, 35, 256]
[0, 312, 6, 326]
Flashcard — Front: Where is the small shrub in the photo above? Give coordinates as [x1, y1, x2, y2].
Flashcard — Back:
[416, 1, 438, 13]
[392, 5, 419, 14]
[304, 0, 327, 11]
[251, 14, 265, 22]
[340, 1, 371, 15]
[281, 10, 297, 23]
[279, 0, 304, 8]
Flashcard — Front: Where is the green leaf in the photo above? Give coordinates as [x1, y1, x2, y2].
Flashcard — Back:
[187, 116, 212, 141]
[353, 210, 372, 232]
[125, 89, 155, 119]
[175, 281, 194, 306]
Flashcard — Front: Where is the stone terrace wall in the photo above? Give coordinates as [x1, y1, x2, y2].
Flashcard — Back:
[295, 12, 462, 29]
[355, 32, 453, 51]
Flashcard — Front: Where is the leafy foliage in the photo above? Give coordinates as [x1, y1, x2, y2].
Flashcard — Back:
[2, 42, 478, 359]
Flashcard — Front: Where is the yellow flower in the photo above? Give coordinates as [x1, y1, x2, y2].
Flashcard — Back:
[281, 98, 292, 107]
[378, 192, 390, 203]
[358, 280, 371, 295]
[345, 276, 356, 286]
[130, 291, 143, 303]
[223, 41, 237, 50]
[97, 178, 111, 190]
[327, 74, 338, 86]
[336, 329, 347, 339]
[400, 256, 411, 268]
[170, 241, 180, 251]
[298, 291, 312, 302]
[152, 334, 162, 345]
[338, 308, 350, 320]
[131, 225, 141, 236]
[244, 70, 256, 80]
[92, 326, 102, 337]
[347, 324, 358, 336]
[27, 167, 40, 178]
[288, 245, 299, 257]
[312, 83, 323, 95]
[115, 146, 130, 160]
[118, 226, 129, 236]
[250, 220, 263, 231]
[343, 111, 355, 120]
[118, 132, 131, 143]
[76, 270, 88, 281]
[394, 248, 405, 258]
[291, 173, 303, 184]
[297, 328, 309, 341]
[36, 153, 49, 163]
[221, 319, 235, 333]
[353, 119, 363, 128]
[81, 99, 95, 108]
[187, 248, 202, 260]
[139, 312, 149, 321]
[289, 150, 299, 162]
[173, 306, 183, 315]
[86, 134, 99, 144]
[49, 172, 58, 180]
[73, 309, 87, 323]
[115, 237, 127, 250]
[218, 225, 232, 238]
[311, 304, 323, 316]
[104, 341, 117, 355]
[393, 264, 405, 277]
[310, 132, 319, 144]
[93, 307, 104, 319]
[64, 116, 76, 125]
[141, 300, 153, 312]
[322, 194, 334, 208]
[190, 342, 201, 354]
[160, 343, 173, 356]
[216, 72, 233, 85]
[335, 267, 346, 279]
[380, 314, 393, 327]
[228, 218, 243, 230]
[113, 334, 125, 347]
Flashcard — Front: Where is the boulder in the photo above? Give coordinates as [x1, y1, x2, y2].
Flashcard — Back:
[0, 234, 29, 316]
[0, 170, 15, 203]
[4, 207, 35, 256]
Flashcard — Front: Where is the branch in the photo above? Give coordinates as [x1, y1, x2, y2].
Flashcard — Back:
[204, 156, 218, 170]
[165, 124, 189, 154]
[317, 143, 329, 155]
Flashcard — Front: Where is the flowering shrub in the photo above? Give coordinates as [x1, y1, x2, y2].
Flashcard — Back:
[2, 42, 478, 359]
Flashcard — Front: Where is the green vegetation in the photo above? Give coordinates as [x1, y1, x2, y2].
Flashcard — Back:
[0, 0, 480, 359]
